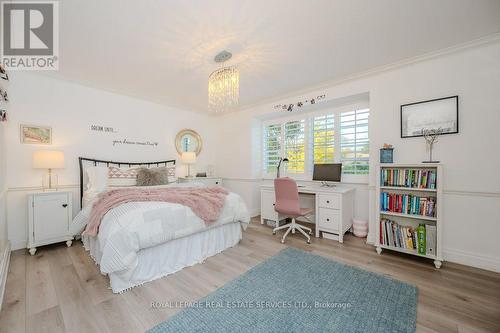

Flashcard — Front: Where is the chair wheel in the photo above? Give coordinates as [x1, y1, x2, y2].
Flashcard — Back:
[272, 231, 276, 235]
[281, 239, 285, 244]
[307, 240, 311, 244]
[308, 231, 312, 235]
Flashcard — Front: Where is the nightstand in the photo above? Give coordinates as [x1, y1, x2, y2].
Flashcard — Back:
[178, 177, 222, 186]
[27, 191, 73, 255]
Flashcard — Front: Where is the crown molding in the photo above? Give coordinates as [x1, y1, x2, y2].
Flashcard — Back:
[223, 32, 500, 115]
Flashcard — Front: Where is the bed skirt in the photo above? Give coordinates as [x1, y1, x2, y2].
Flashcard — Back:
[83, 222, 243, 293]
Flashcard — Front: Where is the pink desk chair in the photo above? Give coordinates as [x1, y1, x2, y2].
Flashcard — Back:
[273, 177, 313, 244]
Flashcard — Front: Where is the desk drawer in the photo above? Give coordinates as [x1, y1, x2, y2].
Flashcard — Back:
[318, 208, 340, 233]
[318, 193, 341, 209]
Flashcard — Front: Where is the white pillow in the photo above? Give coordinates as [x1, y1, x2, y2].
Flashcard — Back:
[86, 166, 108, 192]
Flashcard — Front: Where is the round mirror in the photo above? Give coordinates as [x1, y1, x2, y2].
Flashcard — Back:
[175, 129, 202, 156]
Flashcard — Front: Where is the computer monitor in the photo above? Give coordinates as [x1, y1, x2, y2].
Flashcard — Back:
[313, 163, 342, 183]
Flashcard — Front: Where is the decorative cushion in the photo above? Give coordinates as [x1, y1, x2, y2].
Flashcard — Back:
[136, 167, 170, 186]
[108, 166, 139, 187]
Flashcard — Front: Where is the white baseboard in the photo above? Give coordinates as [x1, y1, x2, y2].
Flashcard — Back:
[249, 208, 261, 218]
[0, 241, 11, 312]
[443, 247, 500, 273]
[10, 239, 26, 251]
[366, 240, 499, 273]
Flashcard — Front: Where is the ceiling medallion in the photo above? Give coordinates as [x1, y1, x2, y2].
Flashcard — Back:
[208, 50, 239, 113]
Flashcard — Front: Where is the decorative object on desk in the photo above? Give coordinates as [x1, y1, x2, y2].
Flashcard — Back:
[175, 129, 202, 156]
[0, 64, 8, 80]
[0, 109, 6, 122]
[379, 143, 394, 163]
[181, 151, 196, 178]
[422, 127, 442, 163]
[276, 157, 288, 178]
[401, 95, 458, 138]
[20, 124, 52, 144]
[274, 94, 326, 113]
[196, 172, 207, 177]
[33, 150, 65, 191]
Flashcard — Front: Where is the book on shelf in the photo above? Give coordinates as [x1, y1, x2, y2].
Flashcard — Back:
[380, 168, 437, 189]
[380, 192, 436, 217]
[425, 224, 437, 256]
[379, 219, 436, 256]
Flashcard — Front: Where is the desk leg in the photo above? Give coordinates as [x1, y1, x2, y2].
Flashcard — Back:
[315, 194, 319, 238]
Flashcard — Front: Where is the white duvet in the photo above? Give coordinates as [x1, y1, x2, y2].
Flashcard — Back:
[72, 187, 250, 278]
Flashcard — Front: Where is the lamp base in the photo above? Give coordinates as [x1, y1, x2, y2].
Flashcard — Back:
[42, 172, 58, 191]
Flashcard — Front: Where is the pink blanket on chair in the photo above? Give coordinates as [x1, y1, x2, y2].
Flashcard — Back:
[84, 186, 229, 236]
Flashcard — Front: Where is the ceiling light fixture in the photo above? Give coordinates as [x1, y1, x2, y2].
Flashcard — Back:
[208, 50, 239, 113]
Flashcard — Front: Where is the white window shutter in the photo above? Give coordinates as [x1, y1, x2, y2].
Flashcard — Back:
[340, 109, 369, 174]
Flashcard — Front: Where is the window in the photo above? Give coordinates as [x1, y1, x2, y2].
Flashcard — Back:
[263, 124, 281, 174]
[340, 109, 369, 174]
[284, 120, 305, 174]
[311, 114, 335, 164]
[262, 106, 369, 178]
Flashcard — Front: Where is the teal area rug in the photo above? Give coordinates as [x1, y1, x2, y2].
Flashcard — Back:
[149, 248, 417, 333]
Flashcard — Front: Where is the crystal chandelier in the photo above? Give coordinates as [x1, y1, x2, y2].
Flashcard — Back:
[208, 51, 239, 113]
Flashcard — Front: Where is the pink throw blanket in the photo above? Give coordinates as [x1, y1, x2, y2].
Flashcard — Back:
[84, 186, 229, 237]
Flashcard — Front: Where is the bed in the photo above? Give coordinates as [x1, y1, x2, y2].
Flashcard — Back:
[72, 157, 250, 293]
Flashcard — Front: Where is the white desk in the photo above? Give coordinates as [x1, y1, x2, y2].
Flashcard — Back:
[260, 184, 355, 243]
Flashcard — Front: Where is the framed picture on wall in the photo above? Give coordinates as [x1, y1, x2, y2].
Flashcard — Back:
[401, 96, 458, 138]
[20, 124, 52, 144]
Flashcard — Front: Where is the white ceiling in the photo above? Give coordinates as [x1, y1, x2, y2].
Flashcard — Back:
[49, 0, 500, 113]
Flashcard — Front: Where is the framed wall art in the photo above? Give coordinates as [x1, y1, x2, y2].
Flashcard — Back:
[20, 124, 52, 144]
[401, 96, 458, 138]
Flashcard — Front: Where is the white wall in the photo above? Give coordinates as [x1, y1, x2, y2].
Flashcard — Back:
[0, 121, 7, 248]
[5, 72, 215, 250]
[0, 77, 8, 248]
[214, 40, 500, 272]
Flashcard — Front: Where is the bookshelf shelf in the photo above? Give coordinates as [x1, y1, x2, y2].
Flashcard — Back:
[380, 211, 437, 221]
[378, 244, 437, 260]
[375, 164, 443, 269]
[380, 186, 437, 193]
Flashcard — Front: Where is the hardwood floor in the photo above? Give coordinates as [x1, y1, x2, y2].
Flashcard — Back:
[1, 217, 499, 333]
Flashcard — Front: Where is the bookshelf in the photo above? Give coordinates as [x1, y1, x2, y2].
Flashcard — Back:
[375, 164, 443, 269]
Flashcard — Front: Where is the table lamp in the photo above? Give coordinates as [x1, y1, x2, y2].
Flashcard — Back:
[181, 152, 196, 178]
[33, 150, 65, 191]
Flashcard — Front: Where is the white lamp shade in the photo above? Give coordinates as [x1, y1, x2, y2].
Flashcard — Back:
[33, 151, 65, 169]
[181, 152, 196, 164]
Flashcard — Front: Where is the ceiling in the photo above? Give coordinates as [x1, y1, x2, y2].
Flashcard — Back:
[48, 0, 500, 113]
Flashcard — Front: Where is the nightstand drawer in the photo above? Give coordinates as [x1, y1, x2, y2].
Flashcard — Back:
[318, 193, 341, 209]
[318, 208, 340, 233]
